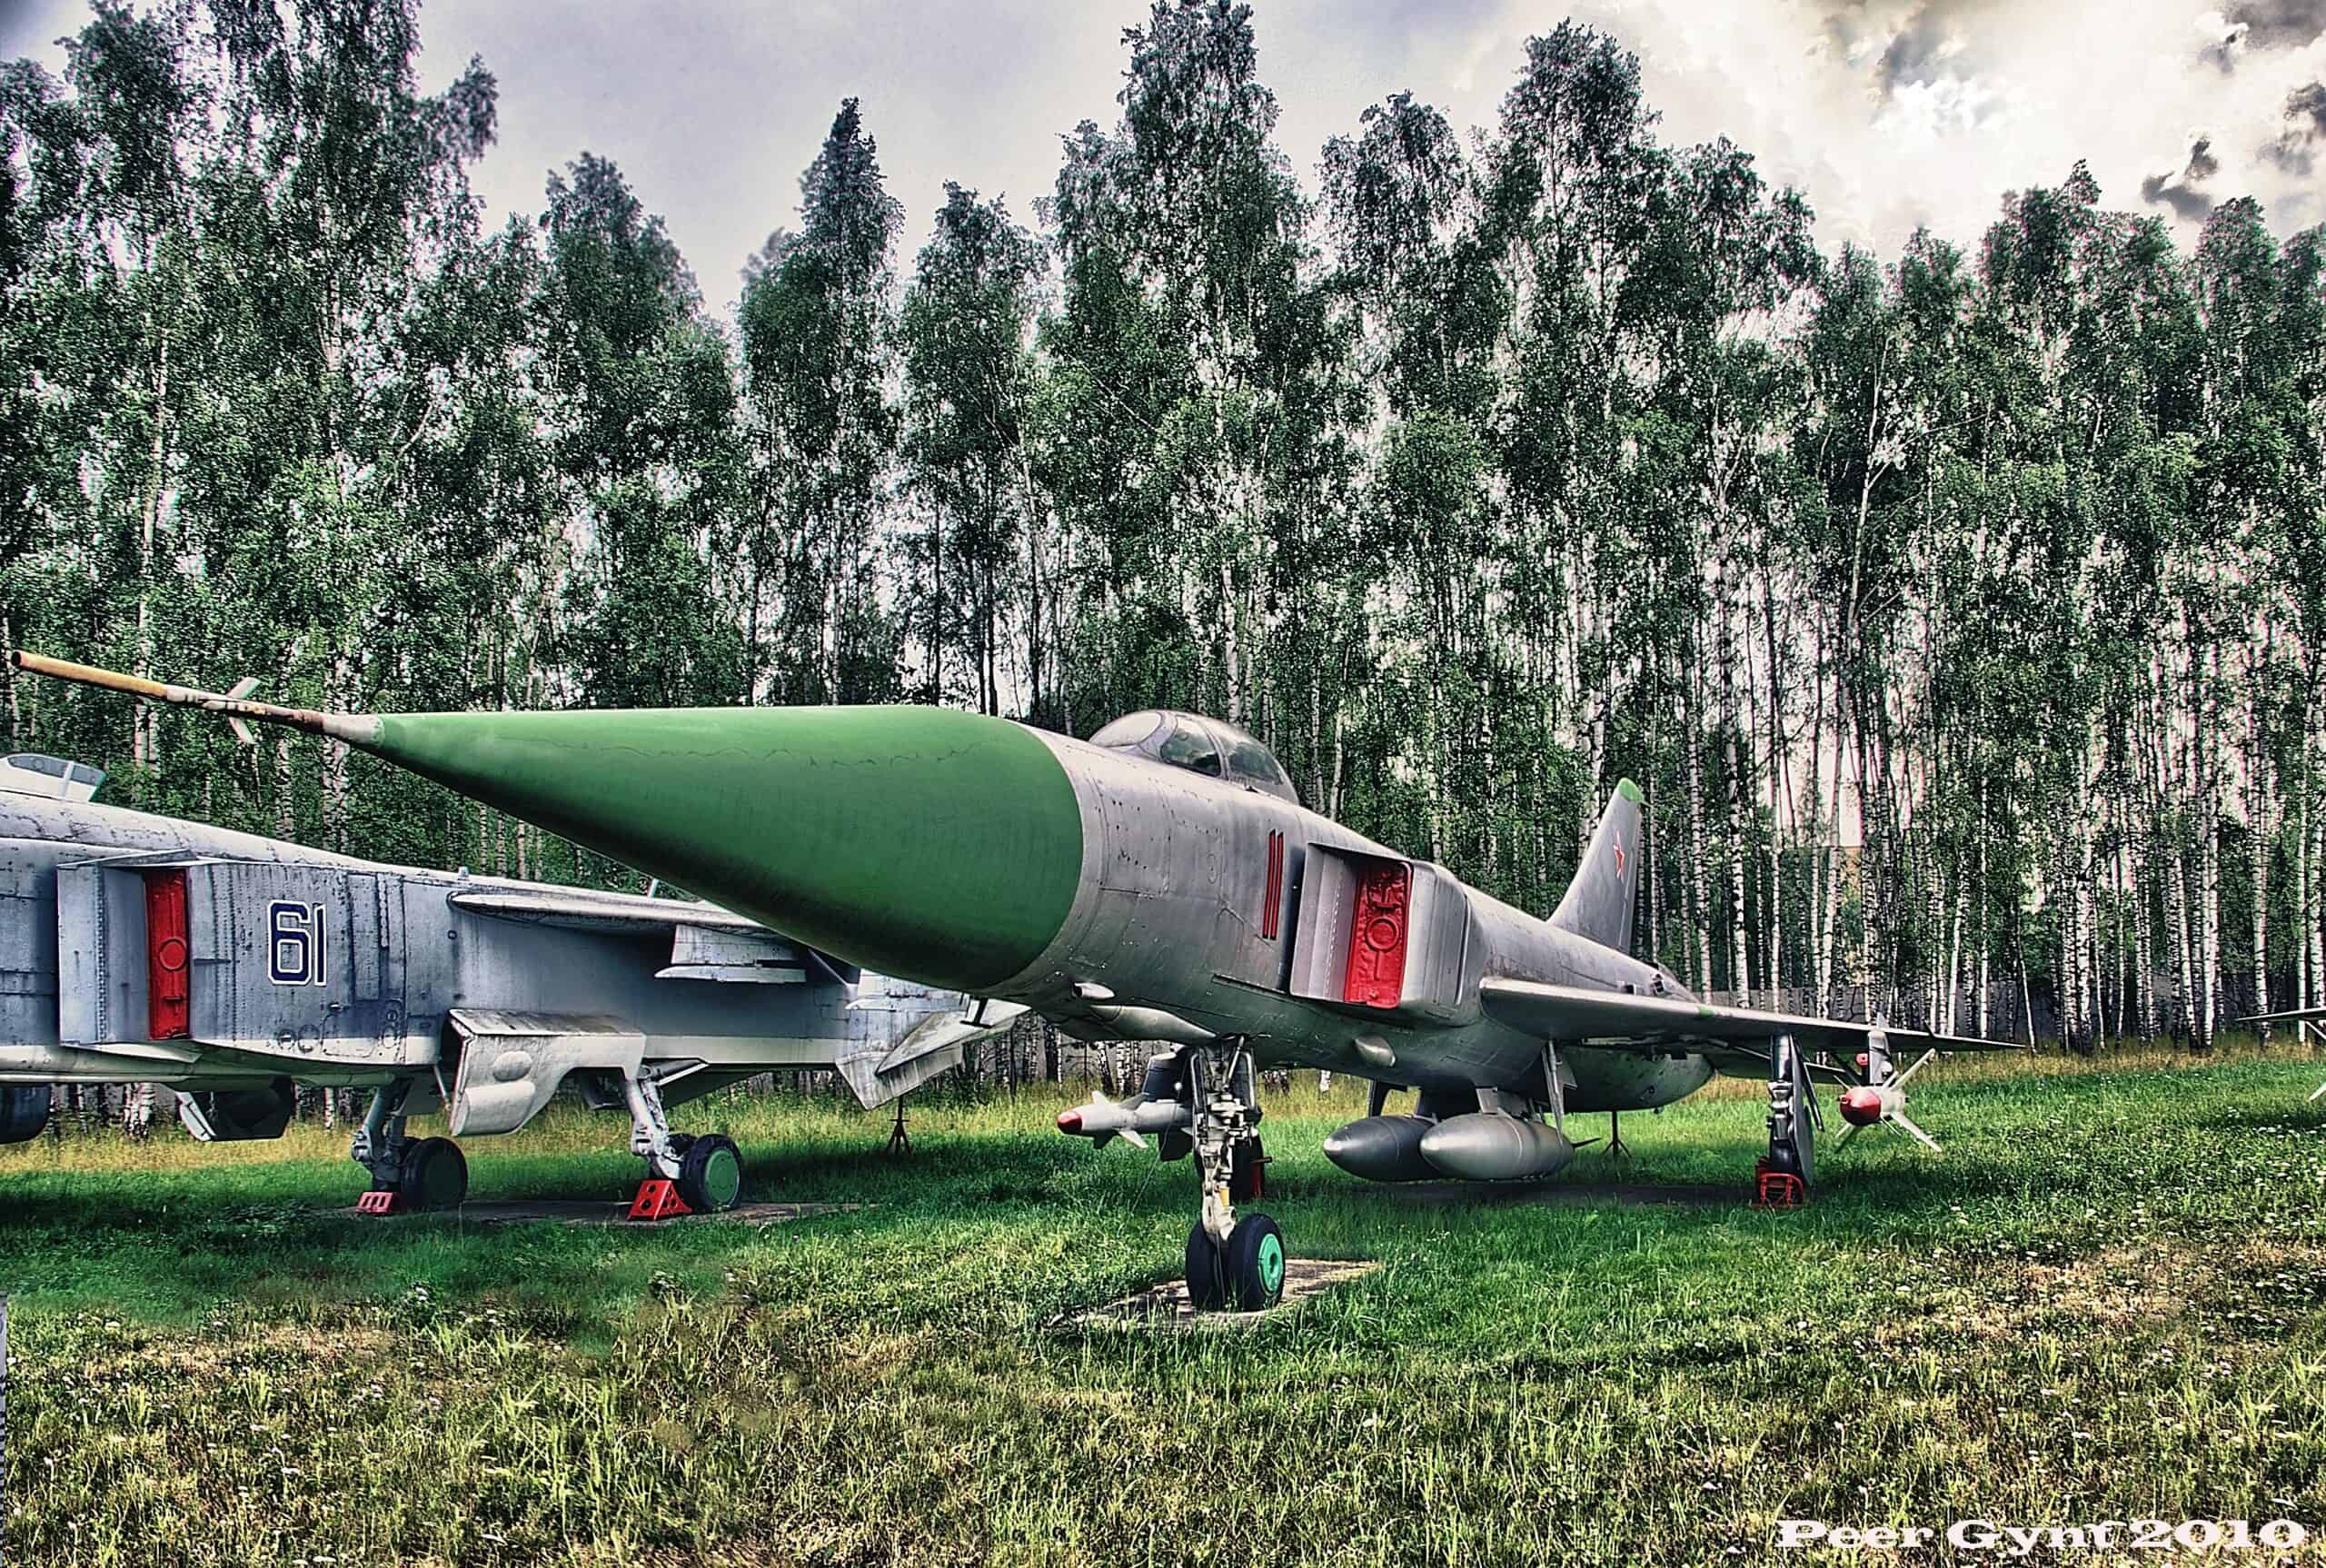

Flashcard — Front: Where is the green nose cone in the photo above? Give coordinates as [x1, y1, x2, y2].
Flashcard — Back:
[363, 705, 1083, 993]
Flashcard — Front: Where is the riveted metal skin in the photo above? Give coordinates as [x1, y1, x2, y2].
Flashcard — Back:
[0, 792, 989, 1114]
[992, 731, 1713, 1113]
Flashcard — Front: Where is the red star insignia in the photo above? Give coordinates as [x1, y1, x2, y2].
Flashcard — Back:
[1614, 838, 1626, 878]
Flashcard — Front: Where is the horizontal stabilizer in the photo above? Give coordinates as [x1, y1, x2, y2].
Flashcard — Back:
[446, 885, 763, 934]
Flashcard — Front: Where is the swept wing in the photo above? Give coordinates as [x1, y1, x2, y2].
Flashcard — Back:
[1478, 977, 2020, 1077]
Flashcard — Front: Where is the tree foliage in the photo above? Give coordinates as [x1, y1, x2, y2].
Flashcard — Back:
[4, 2, 2322, 1045]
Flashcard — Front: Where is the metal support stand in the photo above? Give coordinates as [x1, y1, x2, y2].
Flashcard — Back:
[885, 1097, 912, 1156]
[1605, 1110, 1631, 1160]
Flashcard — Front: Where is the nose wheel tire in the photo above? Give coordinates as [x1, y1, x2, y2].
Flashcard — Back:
[677, 1133, 744, 1213]
[396, 1136, 468, 1212]
[1185, 1213, 1287, 1314]
[1226, 1213, 1287, 1311]
[1186, 1224, 1228, 1311]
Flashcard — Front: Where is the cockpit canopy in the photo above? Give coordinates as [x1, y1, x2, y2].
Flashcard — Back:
[1088, 710, 1298, 805]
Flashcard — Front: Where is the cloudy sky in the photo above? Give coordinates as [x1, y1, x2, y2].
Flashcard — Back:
[3, 0, 2321, 310]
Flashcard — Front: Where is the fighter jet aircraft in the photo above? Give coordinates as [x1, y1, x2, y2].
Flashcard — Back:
[15, 652, 2010, 1309]
[0, 744, 1014, 1215]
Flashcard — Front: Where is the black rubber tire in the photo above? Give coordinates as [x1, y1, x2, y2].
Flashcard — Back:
[397, 1136, 468, 1212]
[1224, 1212, 1287, 1312]
[1184, 1222, 1228, 1312]
[1228, 1138, 1267, 1205]
[677, 1133, 744, 1213]
[0, 1084, 50, 1145]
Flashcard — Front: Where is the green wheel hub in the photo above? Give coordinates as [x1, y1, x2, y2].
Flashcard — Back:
[1222, 1212, 1287, 1312]
[700, 1144, 741, 1209]
[678, 1133, 745, 1213]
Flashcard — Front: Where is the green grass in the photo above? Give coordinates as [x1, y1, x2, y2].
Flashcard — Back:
[5, 1044, 2326, 1566]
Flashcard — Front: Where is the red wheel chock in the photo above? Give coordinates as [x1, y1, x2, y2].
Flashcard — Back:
[627, 1178, 691, 1221]
[1753, 1163, 1806, 1209]
[355, 1189, 402, 1216]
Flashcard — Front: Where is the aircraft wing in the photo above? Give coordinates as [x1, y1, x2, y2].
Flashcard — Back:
[1477, 977, 2020, 1072]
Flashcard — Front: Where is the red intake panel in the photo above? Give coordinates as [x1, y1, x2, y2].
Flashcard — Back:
[144, 868, 191, 1040]
[1343, 859, 1411, 1009]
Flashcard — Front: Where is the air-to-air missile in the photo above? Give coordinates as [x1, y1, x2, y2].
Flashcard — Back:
[15, 651, 2016, 1311]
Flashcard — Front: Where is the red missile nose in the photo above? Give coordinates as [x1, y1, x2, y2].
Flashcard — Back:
[1839, 1087, 1884, 1127]
[1056, 1108, 1082, 1133]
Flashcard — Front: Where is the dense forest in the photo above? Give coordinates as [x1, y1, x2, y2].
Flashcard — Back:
[2, 0, 2321, 1054]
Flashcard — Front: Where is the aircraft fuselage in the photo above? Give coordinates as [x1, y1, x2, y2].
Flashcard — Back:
[990, 730, 1715, 1111]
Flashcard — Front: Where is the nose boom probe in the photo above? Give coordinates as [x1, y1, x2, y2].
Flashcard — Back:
[10, 651, 381, 746]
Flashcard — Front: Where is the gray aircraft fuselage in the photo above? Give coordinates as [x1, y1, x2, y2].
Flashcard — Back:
[983, 722, 1713, 1112]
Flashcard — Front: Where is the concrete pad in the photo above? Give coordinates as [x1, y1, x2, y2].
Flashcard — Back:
[1061, 1258, 1381, 1333]
[1381, 1177, 1736, 1209]
[337, 1198, 866, 1226]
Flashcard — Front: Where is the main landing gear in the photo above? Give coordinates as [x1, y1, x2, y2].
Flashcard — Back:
[1180, 1041, 1285, 1312]
[353, 1080, 469, 1213]
[351, 1069, 745, 1219]
[621, 1068, 743, 1217]
[1755, 1031, 1819, 1208]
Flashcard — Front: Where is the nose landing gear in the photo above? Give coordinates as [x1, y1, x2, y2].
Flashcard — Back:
[1180, 1041, 1283, 1313]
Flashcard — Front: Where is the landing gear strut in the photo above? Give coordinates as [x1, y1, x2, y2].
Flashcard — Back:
[1755, 1032, 1817, 1207]
[1181, 1041, 1284, 1312]
[352, 1079, 468, 1213]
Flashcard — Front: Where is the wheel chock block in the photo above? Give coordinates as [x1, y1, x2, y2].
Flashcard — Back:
[355, 1189, 402, 1216]
[1753, 1162, 1806, 1210]
[627, 1178, 691, 1221]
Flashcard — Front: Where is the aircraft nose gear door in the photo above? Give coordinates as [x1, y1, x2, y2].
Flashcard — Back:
[1182, 1040, 1285, 1313]
[1756, 1032, 1819, 1207]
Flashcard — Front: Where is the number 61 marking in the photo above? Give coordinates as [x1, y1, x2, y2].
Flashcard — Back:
[267, 901, 326, 987]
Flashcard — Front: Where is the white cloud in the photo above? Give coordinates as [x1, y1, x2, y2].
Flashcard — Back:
[5, 0, 2321, 303]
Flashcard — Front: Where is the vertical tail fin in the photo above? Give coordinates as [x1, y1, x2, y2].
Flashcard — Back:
[1551, 779, 1644, 955]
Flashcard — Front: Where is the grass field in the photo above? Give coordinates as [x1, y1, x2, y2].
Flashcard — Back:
[5, 1044, 2326, 1566]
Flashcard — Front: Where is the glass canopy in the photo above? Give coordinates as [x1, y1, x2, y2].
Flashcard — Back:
[1087, 710, 1298, 804]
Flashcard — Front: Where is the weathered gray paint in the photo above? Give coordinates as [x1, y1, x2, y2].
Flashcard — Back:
[1002, 732, 1714, 1114]
[0, 795, 984, 1125]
